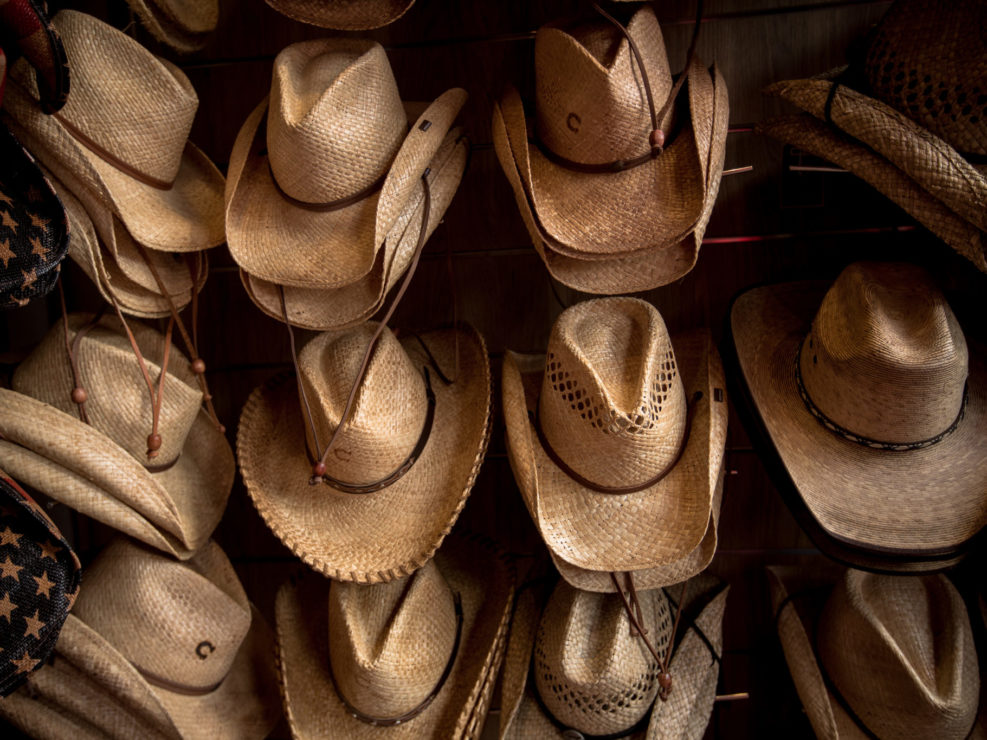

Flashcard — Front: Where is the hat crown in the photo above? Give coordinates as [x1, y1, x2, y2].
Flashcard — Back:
[35, 11, 198, 184]
[539, 297, 687, 489]
[818, 569, 980, 738]
[534, 580, 670, 735]
[13, 314, 203, 467]
[72, 539, 252, 691]
[298, 323, 427, 485]
[328, 560, 458, 718]
[535, 6, 672, 163]
[801, 262, 968, 445]
[267, 39, 406, 203]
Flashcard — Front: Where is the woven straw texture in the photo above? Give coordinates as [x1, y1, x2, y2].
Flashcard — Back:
[769, 566, 982, 740]
[0, 314, 233, 559]
[125, 0, 218, 52]
[240, 123, 468, 330]
[1, 10, 226, 252]
[731, 262, 987, 555]
[275, 531, 515, 739]
[756, 114, 986, 273]
[500, 574, 727, 739]
[225, 38, 466, 291]
[238, 324, 490, 582]
[864, 0, 987, 156]
[502, 297, 726, 572]
[264, 0, 415, 30]
[765, 76, 987, 231]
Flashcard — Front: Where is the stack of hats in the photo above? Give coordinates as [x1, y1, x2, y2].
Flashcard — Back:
[758, 0, 987, 273]
[2, 9, 226, 318]
[493, 3, 728, 294]
[500, 296, 730, 736]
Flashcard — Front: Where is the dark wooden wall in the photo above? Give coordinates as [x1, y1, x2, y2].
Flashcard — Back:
[3, 0, 986, 738]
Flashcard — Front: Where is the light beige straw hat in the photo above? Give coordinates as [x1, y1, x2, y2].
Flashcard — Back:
[1, 10, 226, 253]
[0, 537, 282, 740]
[225, 38, 468, 329]
[264, 0, 416, 30]
[731, 261, 987, 560]
[238, 321, 490, 583]
[0, 313, 234, 559]
[768, 566, 982, 740]
[275, 531, 515, 739]
[502, 297, 728, 573]
[492, 5, 729, 293]
[500, 574, 728, 739]
[124, 0, 220, 53]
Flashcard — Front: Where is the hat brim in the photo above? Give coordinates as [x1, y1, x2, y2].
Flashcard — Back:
[2, 76, 225, 253]
[225, 89, 466, 289]
[731, 281, 987, 555]
[765, 76, 987, 232]
[0, 390, 233, 559]
[126, 0, 216, 52]
[275, 532, 514, 739]
[239, 126, 468, 330]
[238, 325, 491, 582]
[756, 114, 986, 273]
[502, 329, 727, 572]
[263, 0, 415, 30]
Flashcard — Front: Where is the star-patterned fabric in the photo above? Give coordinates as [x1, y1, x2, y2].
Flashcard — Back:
[0, 469, 81, 697]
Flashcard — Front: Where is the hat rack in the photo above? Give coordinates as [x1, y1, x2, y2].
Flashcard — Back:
[1, 0, 984, 738]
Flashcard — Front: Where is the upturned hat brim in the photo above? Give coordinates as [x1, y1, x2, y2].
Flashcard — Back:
[264, 0, 415, 30]
[731, 281, 987, 556]
[126, 0, 218, 52]
[225, 89, 466, 290]
[275, 532, 514, 739]
[237, 326, 491, 583]
[0, 390, 233, 559]
[502, 330, 727, 572]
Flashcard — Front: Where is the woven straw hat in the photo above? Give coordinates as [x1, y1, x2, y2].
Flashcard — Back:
[502, 297, 728, 573]
[730, 261, 987, 560]
[500, 574, 728, 739]
[238, 321, 490, 582]
[275, 531, 515, 739]
[1, 10, 226, 253]
[264, 0, 415, 30]
[0, 537, 281, 740]
[225, 39, 467, 328]
[0, 313, 234, 559]
[124, 0, 219, 53]
[492, 5, 729, 293]
[768, 566, 982, 739]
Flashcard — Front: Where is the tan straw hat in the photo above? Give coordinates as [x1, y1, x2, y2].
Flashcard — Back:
[1, 10, 226, 253]
[0, 313, 234, 559]
[275, 531, 515, 739]
[492, 4, 729, 293]
[768, 565, 982, 739]
[500, 574, 728, 739]
[502, 297, 728, 573]
[730, 261, 987, 561]
[264, 0, 416, 30]
[225, 38, 468, 329]
[124, 0, 219, 53]
[238, 321, 490, 582]
[0, 537, 282, 740]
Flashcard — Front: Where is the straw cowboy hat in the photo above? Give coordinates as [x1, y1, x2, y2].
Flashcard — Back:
[499, 574, 728, 739]
[225, 38, 468, 330]
[238, 320, 491, 583]
[264, 0, 416, 30]
[0, 537, 282, 740]
[0, 312, 234, 560]
[492, 4, 729, 294]
[124, 0, 219, 53]
[1, 10, 226, 253]
[768, 565, 983, 739]
[729, 261, 987, 565]
[47, 169, 207, 319]
[502, 297, 728, 574]
[275, 531, 515, 739]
